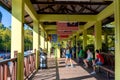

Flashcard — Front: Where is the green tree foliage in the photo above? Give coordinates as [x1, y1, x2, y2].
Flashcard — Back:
[2, 28, 11, 52]
[0, 23, 33, 52]
[24, 28, 33, 51]
[0, 24, 10, 52]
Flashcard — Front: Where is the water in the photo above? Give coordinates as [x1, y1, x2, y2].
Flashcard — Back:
[0, 50, 33, 60]
[0, 52, 10, 60]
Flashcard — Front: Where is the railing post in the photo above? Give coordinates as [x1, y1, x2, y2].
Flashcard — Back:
[14, 51, 18, 58]
[29, 55, 32, 72]
[0, 65, 3, 80]
[24, 57, 28, 77]
[13, 51, 18, 80]
[11, 61, 16, 80]
[4, 64, 8, 80]
[33, 53, 36, 70]
[24, 52, 37, 79]
[0, 58, 17, 80]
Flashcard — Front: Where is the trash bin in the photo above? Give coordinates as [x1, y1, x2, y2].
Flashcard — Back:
[40, 51, 47, 69]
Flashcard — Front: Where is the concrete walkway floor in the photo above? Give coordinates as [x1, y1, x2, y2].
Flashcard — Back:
[31, 58, 113, 80]
[57, 58, 97, 80]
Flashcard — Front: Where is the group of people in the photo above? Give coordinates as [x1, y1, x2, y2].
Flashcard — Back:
[78, 48, 104, 74]
[63, 45, 104, 74]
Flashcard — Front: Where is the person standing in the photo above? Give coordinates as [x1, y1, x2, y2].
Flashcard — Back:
[65, 47, 74, 68]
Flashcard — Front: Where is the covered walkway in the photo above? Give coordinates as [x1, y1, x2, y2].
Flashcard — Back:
[0, 0, 119, 80]
[31, 58, 111, 80]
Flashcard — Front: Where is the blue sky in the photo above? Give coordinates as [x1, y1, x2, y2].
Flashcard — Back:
[0, 6, 11, 27]
[0, 6, 31, 29]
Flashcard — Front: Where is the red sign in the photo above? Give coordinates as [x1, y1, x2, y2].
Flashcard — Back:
[59, 35, 69, 39]
[57, 31, 72, 35]
[57, 22, 79, 31]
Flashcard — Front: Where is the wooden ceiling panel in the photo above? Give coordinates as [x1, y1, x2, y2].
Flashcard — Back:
[0, 0, 114, 30]
[32, 1, 112, 14]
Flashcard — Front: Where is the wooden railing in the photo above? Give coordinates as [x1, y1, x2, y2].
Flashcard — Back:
[0, 52, 36, 80]
[101, 53, 115, 70]
[98, 53, 115, 79]
[0, 58, 17, 80]
[24, 53, 36, 80]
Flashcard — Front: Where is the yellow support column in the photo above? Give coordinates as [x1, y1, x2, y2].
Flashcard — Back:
[114, 0, 120, 79]
[71, 38, 74, 47]
[33, 20, 40, 70]
[39, 32, 41, 48]
[62, 40, 67, 48]
[56, 47, 60, 58]
[94, 21, 102, 50]
[104, 33, 108, 46]
[76, 34, 79, 60]
[45, 41, 47, 49]
[48, 41, 52, 57]
[11, 0, 24, 80]
[40, 29, 45, 49]
[57, 38, 61, 58]
[83, 30, 87, 50]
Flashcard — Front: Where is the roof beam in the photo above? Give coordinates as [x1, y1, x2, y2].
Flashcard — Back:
[37, 12, 97, 14]
[79, 5, 98, 13]
[69, 2, 114, 38]
[47, 31, 56, 34]
[83, 21, 95, 30]
[39, 14, 97, 22]
[31, 1, 112, 5]
[68, 21, 95, 39]
[70, 5, 76, 12]
[97, 2, 114, 21]
[39, 5, 55, 12]
[44, 24, 83, 30]
[24, 14, 29, 18]
[44, 25, 56, 30]
[25, 0, 38, 21]
[67, 25, 84, 39]
[26, 21, 33, 24]
[0, 1, 11, 12]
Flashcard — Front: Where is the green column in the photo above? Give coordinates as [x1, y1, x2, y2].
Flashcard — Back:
[33, 20, 40, 70]
[83, 30, 87, 50]
[11, 0, 24, 80]
[94, 21, 102, 50]
[114, 0, 120, 79]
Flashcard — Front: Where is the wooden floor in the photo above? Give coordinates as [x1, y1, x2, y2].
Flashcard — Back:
[31, 58, 114, 80]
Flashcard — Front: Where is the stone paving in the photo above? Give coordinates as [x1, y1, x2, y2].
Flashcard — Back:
[31, 58, 114, 80]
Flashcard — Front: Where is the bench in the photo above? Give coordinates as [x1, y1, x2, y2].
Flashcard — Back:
[98, 53, 115, 79]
